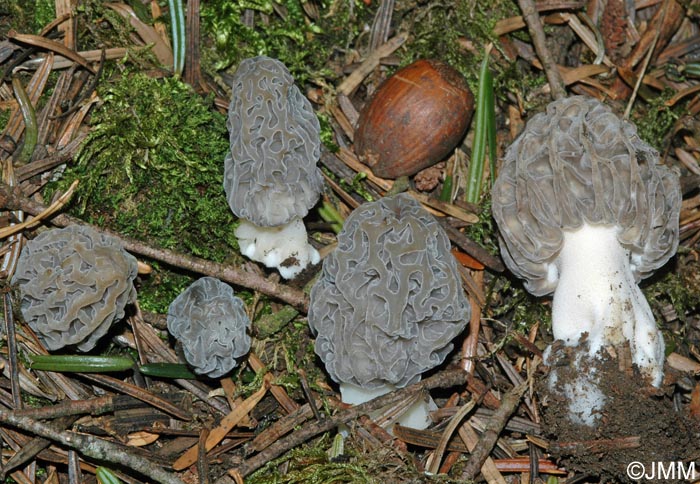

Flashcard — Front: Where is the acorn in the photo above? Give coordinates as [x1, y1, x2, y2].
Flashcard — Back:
[354, 59, 475, 179]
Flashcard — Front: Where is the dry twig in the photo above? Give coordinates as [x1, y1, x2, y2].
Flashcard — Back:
[0, 181, 310, 311]
[516, 0, 566, 99]
[0, 407, 186, 484]
[459, 381, 528, 480]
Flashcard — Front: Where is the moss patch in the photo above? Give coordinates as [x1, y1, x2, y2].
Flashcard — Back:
[48, 72, 238, 310]
[246, 433, 461, 484]
[200, 0, 369, 82]
[633, 90, 684, 151]
[0, 0, 54, 34]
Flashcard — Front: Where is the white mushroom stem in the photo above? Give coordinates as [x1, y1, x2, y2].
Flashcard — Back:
[544, 350, 606, 427]
[340, 383, 436, 431]
[551, 224, 664, 386]
[235, 217, 320, 279]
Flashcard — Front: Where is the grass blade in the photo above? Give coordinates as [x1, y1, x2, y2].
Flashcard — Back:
[169, 0, 186, 76]
[28, 355, 135, 373]
[439, 174, 454, 202]
[138, 362, 197, 379]
[485, 65, 497, 187]
[466, 43, 496, 203]
[96, 467, 124, 484]
[11, 77, 37, 164]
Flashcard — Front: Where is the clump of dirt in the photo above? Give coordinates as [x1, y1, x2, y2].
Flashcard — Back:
[538, 343, 700, 482]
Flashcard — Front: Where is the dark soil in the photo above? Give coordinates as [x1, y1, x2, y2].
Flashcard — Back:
[539, 343, 700, 483]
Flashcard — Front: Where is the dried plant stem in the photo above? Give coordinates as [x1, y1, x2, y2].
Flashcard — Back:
[219, 368, 469, 480]
[517, 0, 566, 100]
[0, 181, 310, 311]
[459, 382, 528, 480]
[368, 0, 394, 51]
[623, 0, 666, 119]
[428, 398, 476, 474]
[11, 394, 157, 420]
[1, 415, 77, 478]
[336, 33, 407, 96]
[461, 270, 484, 373]
[439, 220, 504, 272]
[80, 373, 191, 422]
[250, 401, 318, 452]
[4, 293, 22, 409]
[0, 408, 186, 484]
[0, 179, 78, 239]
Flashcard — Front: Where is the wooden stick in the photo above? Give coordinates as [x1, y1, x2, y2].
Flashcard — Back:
[0, 408, 186, 484]
[459, 382, 528, 480]
[0, 181, 310, 311]
[516, 0, 566, 99]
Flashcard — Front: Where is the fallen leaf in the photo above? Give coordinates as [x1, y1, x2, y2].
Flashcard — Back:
[127, 431, 159, 446]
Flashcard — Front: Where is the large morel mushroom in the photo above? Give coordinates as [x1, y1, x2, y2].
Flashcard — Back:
[224, 55, 323, 279]
[12, 225, 138, 352]
[308, 193, 470, 429]
[491, 96, 681, 424]
[167, 277, 251, 379]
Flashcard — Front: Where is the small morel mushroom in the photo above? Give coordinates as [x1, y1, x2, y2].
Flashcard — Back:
[308, 193, 470, 429]
[12, 225, 138, 352]
[224, 55, 323, 279]
[167, 277, 251, 378]
[491, 96, 681, 425]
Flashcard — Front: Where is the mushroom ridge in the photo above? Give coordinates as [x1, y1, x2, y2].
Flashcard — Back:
[224, 55, 323, 228]
[167, 277, 251, 378]
[491, 95, 680, 297]
[308, 193, 470, 390]
[12, 225, 138, 352]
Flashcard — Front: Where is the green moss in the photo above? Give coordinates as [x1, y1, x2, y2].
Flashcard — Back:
[464, 196, 499, 255]
[340, 172, 374, 202]
[0, 107, 10, 134]
[645, 262, 700, 329]
[398, 1, 518, 81]
[0, 0, 35, 33]
[71, 1, 162, 67]
[198, 0, 365, 150]
[495, 59, 548, 110]
[247, 435, 370, 484]
[632, 91, 684, 151]
[20, 391, 53, 408]
[469, 203, 552, 335]
[317, 112, 338, 152]
[487, 275, 552, 334]
[136, 264, 195, 314]
[270, 317, 326, 396]
[33, 0, 54, 30]
[248, 432, 465, 483]
[200, 0, 361, 81]
[47, 72, 238, 311]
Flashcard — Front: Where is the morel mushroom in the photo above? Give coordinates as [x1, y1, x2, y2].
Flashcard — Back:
[224, 56, 323, 279]
[308, 193, 470, 429]
[167, 277, 251, 378]
[12, 225, 138, 352]
[491, 96, 681, 424]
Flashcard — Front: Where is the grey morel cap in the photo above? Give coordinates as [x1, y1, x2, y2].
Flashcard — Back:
[308, 193, 470, 390]
[224, 56, 323, 227]
[167, 277, 251, 378]
[12, 225, 138, 352]
[491, 96, 681, 296]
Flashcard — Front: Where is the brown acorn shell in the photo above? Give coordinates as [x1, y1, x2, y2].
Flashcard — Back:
[354, 59, 475, 179]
